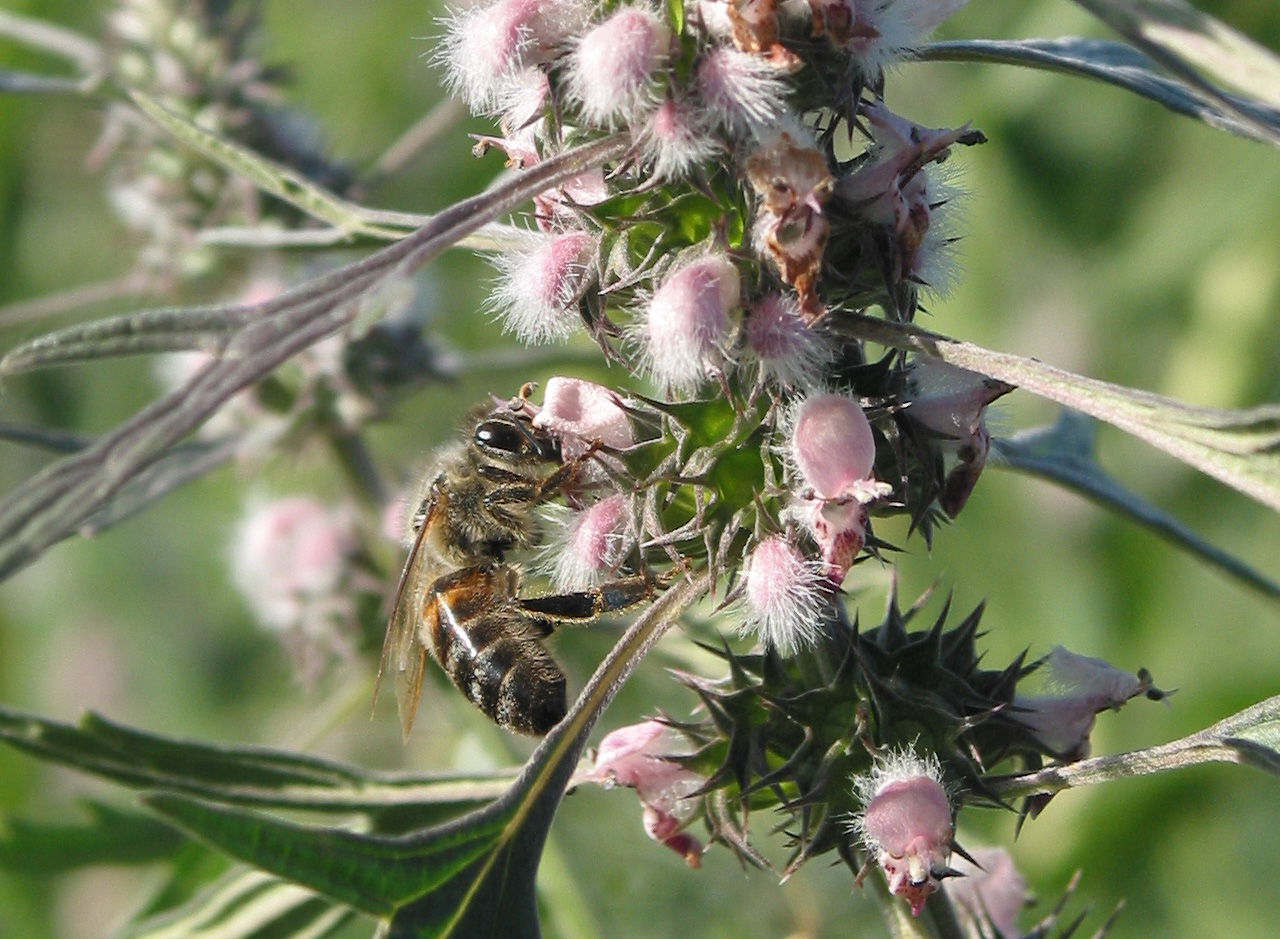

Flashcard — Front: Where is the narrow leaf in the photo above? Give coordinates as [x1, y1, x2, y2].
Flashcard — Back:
[918, 37, 1279, 144]
[130, 91, 425, 241]
[79, 435, 250, 537]
[142, 795, 508, 917]
[993, 411, 1280, 601]
[831, 313, 1280, 512]
[0, 303, 254, 376]
[143, 572, 708, 937]
[0, 70, 91, 94]
[0, 705, 514, 822]
[1069, 0, 1280, 144]
[117, 868, 356, 939]
[987, 693, 1280, 799]
[0, 801, 184, 875]
[0, 133, 629, 582]
[0, 420, 91, 454]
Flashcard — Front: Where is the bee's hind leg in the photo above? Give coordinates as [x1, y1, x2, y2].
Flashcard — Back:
[517, 573, 656, 634]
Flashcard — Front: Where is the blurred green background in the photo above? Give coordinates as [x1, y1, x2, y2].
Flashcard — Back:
[0, 1, 1278, 937]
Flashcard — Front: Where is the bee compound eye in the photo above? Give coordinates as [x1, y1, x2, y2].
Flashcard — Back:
[473, 419, 526, 455]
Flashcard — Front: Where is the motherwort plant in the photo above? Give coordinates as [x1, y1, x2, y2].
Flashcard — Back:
[0, 1, 1278, 938]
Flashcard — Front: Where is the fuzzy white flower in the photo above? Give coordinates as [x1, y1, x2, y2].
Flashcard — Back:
[809, 0, 969, 77]
[540, 493, 634, 590]
[568, 8, 671, 129]
[488, 229, 598, 343]
[637, 252, 742, 394]
[639, 97, 720, 180]
[851, 748, 954, 917]
[441, 0, 589, 113]
[694, 45, 791, 138]
[743, 293, 832, 390]
[740, 535, 828, 654]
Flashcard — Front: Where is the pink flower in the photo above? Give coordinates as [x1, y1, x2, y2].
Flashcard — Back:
[852, 750, 954, 917]
[592, 721, 706, 867]
[231, 497, 355, 632]
[740, 535, 828, 654]
[533, 376, 634, 458]
[639, 253, 742, 394]
[944, 846, 1028, 938]
[543, 493, 633, 590]
[788, 393, 890, 582]
[1013, 646, 1159, 760]
[639, 97, 719, 180]
[744, 293, 830, 391]
[442, 0, 588, 112]
[489, 230, 598, 344]
[790, 393, 876, 497]
[693, 46, 790, 138]
[568, 8, 671, 128]
[903, 358, 1012, 517]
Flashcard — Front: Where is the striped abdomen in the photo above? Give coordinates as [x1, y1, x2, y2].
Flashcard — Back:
[421, 565, 566, 735]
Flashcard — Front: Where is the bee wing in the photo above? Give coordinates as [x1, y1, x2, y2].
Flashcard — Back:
[375, 485, 439, 740]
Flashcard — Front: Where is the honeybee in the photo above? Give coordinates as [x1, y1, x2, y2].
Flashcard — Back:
[377, 390, 652, 737]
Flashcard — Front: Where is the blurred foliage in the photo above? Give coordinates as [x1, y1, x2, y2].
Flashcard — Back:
[0, 1, 1277, 938]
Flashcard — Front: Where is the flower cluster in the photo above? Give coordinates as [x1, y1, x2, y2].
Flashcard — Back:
[448, 0, 983, 388]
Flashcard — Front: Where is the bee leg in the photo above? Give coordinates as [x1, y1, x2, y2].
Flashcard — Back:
[518, 573, 656, 634]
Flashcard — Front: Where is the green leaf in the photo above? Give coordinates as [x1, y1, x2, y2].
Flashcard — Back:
[993, 411, 1280, 601]
[918, 37, 1279, 144]
[666, 0, 685, 35]
[1069, 0, 1280, 145]
[143, 572, 709, 937]
[129, 91, 425, 241]
[117, 868, 357, 939]
[832, 312, 1280, 513]
[0, 705, 514, 827]
[0, 801, 185, 875]
[987, 693, 1280, 799]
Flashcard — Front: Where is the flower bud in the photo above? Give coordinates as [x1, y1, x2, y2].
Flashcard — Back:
[443, 0, 588, 112]
[640, 254, 741, 394]
[744, 293, 831, 391]
[543, 493, 633, 590]
[568, 8, 671, 128]
[1013, 646, 1158, 760]
[490, 230, 598, 344]
[534, 376, 634, 457]
[852, 750, 953, 917]
[788, 393, 889, 582]
[740, 535, 828, 654]
[790, 393, 876, 498]
[640, 97, 719, 181]
[592, 721, 705, 867]
[944, 846, 1027, 938]
[693, 46, 790, 138]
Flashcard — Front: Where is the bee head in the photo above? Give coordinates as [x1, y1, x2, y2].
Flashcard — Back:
[473, 412, 561, 463]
